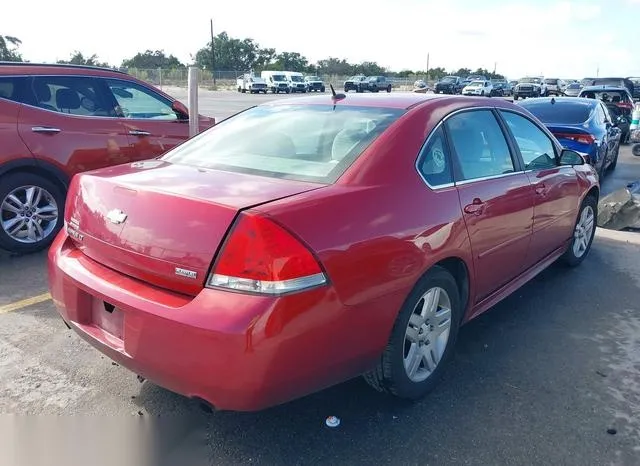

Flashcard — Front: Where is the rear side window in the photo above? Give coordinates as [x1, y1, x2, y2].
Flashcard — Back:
[0, 76, 26, 103]
[31, 76, 116, 117]
[162, 104, 405, 184]
[445, 110, 515, 181]
[417, 126, 453, 187]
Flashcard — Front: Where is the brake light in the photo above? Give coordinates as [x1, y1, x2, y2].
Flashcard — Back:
[207, 212, 327, 295]
[553, 132, 595, 144]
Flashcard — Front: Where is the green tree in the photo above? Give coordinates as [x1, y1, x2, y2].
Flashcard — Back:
[270, 52, 308, 71]
[194, 32, 263, 71]
[122, 50, 184, 69]
[353, 61, 386, 76]
[57, 51, 110, 67]
[316, 57, 354, 76]
[0, 35, 23, 62]
[427, 67, 447, 80]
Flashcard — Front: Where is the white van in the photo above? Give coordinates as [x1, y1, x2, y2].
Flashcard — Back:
[283, 71, 308, 93]
[260, 71, 291, 94]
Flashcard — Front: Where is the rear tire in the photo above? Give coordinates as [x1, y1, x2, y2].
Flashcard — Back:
[0, 172, 65, 254]
[560, 195, 597, 267]
[387, 85, 392, 93]
[364, 266, 461, 400]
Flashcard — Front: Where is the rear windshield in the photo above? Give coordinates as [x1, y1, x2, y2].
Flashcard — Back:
[162, 104, 405, 183]
[579, 90, 628, 102]
[519, 100, 593, 124]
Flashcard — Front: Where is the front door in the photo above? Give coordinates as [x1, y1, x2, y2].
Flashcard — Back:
[102, 78, 191, 160]
[498, 110, 580, 265]
[17, 75, 133, 176]
[445, 109, 535, 303]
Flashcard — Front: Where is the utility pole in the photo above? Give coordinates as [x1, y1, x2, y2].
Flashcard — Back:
[596, 64, 599, 77]
[210, 19, 216, 86]
[493, 62, 496, 74]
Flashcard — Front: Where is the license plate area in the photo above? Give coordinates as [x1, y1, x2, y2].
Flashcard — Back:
[91, 299, 124, 340]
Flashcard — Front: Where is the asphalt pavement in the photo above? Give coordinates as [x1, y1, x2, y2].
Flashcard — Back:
[1, 91, 640, 466]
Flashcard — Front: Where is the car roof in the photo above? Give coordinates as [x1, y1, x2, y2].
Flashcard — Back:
[0, 61, 129, 78]
[262, 92, 521, 111]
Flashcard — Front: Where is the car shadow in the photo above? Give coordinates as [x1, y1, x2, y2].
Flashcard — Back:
[130, 238, 640, 465]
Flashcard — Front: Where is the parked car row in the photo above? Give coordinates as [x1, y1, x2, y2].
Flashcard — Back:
[238, 71, 326, 94]
[343, 75, 393, 93]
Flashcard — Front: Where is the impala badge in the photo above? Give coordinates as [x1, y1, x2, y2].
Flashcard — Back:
[106, 209, 127, 225]
[175, 267, 197, 279]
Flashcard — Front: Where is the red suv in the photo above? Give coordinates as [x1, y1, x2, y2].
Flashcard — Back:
[0, 62, 215, 253]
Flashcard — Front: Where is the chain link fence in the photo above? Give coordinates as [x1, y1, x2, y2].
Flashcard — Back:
[125, 68, 436, 91]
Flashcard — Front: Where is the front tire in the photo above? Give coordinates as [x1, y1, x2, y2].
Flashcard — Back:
[0, 172, 64, 254]
[364, 266, 461, 400]
[561, 195, 597, 267]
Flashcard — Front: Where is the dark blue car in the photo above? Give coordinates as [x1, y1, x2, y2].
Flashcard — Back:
[518, 97, 622, 178]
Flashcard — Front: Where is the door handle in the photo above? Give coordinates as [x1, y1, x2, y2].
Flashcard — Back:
[464, 198, 485, 215]
[535, 183, 547, 196]
[31, 126, 61, 133]
[128, 130, 151, 136]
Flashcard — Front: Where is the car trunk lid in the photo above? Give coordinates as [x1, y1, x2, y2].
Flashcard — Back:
[65, 161, 324, 296]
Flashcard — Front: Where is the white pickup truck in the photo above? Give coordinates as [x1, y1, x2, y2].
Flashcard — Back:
[236, 74, 268, 94]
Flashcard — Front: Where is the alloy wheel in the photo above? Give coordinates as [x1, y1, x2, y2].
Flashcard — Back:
[403, 287, 452, 383]
[572, 205, 595, 258]
[1, 185, 59, 244]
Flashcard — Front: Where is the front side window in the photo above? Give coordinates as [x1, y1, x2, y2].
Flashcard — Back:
[417, 126, 453, 187]
[31, 76, 115, 117]
[162, 104, 405, 183]
[105, 79, 177, 120]
[500, 111, 557, 170]
[445, 110, 515, 181]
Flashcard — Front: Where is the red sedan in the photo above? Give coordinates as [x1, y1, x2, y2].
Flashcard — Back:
[48, 93, 599, 411]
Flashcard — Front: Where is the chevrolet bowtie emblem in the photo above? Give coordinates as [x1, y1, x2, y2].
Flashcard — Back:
[106, 209, 127, 225]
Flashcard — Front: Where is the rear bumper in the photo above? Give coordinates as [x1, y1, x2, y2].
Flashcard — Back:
[48, 232, 382, 411]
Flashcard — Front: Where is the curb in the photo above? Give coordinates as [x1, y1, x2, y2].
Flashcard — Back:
[595, 227, 640, 245]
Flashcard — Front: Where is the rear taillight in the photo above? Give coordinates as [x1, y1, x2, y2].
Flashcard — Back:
[553, 132, 595, 144]
[207, 213, 327, 295]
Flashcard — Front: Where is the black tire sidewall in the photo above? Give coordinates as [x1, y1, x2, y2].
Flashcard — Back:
[562, 195, 597, 267]
[0, 172, 65, 253]
[386, 267, 462, 399]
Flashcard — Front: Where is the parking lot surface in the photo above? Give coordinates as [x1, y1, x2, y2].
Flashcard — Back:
[1, 90, 640, 465]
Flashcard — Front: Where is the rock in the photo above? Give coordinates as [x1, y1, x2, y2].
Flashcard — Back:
[597, 181, 640, 231]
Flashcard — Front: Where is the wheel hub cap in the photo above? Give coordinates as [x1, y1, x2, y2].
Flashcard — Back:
[572, 205, 594, 258]
[1, 185, 59, 244]
[403, 287, 452, 383]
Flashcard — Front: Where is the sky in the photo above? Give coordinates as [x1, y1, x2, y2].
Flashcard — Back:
[2, 0, 640, 78]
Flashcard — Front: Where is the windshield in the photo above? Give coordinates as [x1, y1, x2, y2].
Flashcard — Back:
[520, 77, 541, 84]
[468, 81, 484, 87]
[544, 79, 558, 84]
[161, 105, 405, 184]
[520, 100, 594, 124]
[290, 75, 304, 82]
[272, 75, 286, 81]
[441, 77, 457, 83]
[306, 76, 320, 81]
[567, 83, 581, 89]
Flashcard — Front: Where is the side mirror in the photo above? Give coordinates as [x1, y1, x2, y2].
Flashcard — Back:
[171, 101, 189, 120]
[559, 149, 585, 166]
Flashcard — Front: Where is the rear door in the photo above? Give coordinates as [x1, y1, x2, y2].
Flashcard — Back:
[498, 110, 580, 266]
[0, 76, 31, 168]
[101, 78, 192, 159]
[446, 109, 535, 303]
[17, 75, 133, 177]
